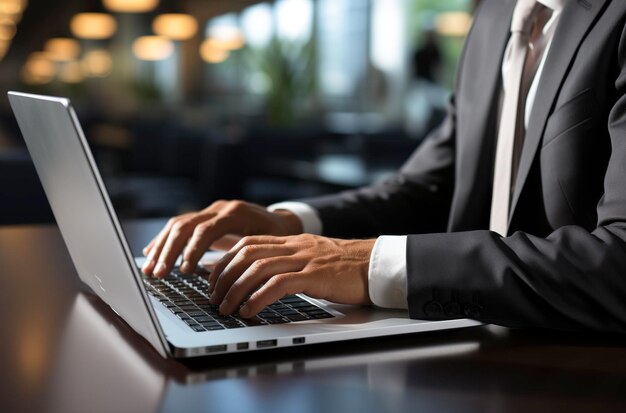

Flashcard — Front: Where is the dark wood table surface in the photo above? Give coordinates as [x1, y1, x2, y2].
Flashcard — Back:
[2, 219, 626, 413]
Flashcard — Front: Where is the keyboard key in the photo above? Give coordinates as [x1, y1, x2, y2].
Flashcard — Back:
[269, 304, 289, 311]
[191, 325, 206, 332]
[200, 320, 221, 327]
[187, 311, 206, 317]
[279, 296, 302, 304]
[258, 313, 283, 320]
[221, 320, 244, 328]
[276, 310, 299, 316]
[204, 325, 225, 331]
[223, 323, 245, 329]
[310, 312, 334, 319]
[264, 318, 289, 324]
[240, 318, 267, 326]
[178, 305, 199, 312]
[286, 314, 309, 322]
[289, 302, 317, 309]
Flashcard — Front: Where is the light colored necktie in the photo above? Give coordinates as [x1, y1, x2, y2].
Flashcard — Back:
[489, 0, 544, 236]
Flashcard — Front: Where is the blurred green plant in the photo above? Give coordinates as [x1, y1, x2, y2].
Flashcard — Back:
[244, 36, 316, 126]
[132, 77, 162, 103]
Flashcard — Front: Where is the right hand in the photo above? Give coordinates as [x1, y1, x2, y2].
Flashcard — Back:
[141, 200, 303, 278]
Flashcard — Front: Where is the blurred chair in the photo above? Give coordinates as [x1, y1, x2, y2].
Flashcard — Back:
[0, 149, 54, 226]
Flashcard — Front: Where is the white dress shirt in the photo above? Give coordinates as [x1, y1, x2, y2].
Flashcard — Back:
[269, 0, 564, 310]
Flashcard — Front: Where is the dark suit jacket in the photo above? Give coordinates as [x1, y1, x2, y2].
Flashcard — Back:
[303, 0, 626, 333]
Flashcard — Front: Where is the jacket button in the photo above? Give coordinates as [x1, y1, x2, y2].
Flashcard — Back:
[443, 302, 461, 317]
[424, 301, 444, 318]
[463, 303, 483, 318]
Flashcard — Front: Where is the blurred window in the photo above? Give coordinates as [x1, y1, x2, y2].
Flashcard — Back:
[317, 0, 370, 110]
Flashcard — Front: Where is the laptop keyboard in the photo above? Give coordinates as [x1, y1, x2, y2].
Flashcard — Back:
[142, 268, 335, 333]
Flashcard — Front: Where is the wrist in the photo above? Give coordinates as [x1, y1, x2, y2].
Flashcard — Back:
[272, 209, 304, 235]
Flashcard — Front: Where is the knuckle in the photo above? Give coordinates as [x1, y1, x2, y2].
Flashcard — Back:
[231, 199, 245, 208]
[239, 236, 255, 247]
[267, 274, 288, 289]
[226, 200, 245, 212]
[213, 199, 227, 206]
[194, 222, 211, 237]
[251, 258, 268, 272]
[171, 220, 187, 233]
[239, 245, 256, 259]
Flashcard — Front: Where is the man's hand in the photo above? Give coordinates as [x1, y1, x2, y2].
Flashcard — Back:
[207, 234, 376, 318]
[142, 200, 303, 278]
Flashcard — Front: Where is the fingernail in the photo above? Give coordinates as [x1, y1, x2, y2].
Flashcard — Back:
[155, 262, 166, 277]
[142, 259, 154, 273]
[239, 305, 251, 318]
[181, 260, 191, 273]
[219, 299, 229, 314]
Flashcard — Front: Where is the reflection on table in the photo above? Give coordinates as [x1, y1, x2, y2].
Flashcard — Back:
[1, 221, 626, 413]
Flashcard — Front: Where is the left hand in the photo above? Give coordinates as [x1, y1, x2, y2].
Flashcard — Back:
[207, 234, 376, 318]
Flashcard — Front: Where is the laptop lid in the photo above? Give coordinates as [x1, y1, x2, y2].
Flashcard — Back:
[8, 91, 171, 358]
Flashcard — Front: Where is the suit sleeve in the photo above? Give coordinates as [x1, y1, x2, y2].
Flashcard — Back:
[301, 97, 457, 238]
[406, 26, 626, 334]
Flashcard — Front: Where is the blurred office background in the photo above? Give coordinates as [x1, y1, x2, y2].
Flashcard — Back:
[0, 0, 479, 225]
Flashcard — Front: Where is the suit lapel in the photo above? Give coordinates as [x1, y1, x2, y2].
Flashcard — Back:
[448, 0, 515, 231]
[509, 0, 608, 223]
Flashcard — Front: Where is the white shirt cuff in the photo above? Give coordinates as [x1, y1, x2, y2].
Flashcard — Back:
[368, 236, 409, 309]
[267, 202, 323, 235]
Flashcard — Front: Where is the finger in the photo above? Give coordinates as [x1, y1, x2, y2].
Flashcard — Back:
[153, 215, 209, 278]
[218, 258, 302, 315]
[211, 234, 243, 252]
[208, 236, 287, 292]
[143, 239, 155, 257]
[210, 243, 292, 304]
[180, 219, 235, 273]
[239, 272, 305, 318]
[142, 218, 179, 275]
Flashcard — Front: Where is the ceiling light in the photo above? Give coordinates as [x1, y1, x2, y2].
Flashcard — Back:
[59, 61, 84, 84]
[132, 35, 174, 61]
[103, 0, 159, 13]
[81, 50, 113, 77]
[44, 38, 80, 62]
[22, 51, 56, 84]
[208, 26, 245, 50]
[71, 13, 117, 40]
[0, 0, 27, 16]
[200, 39, 229, 64]
[153, 13, 198, 41]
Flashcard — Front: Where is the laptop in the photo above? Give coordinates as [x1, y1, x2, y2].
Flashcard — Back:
[8, 91, 481, 359]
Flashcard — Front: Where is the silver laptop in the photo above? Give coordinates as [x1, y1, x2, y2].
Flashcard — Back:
[8, 91, 481, 359]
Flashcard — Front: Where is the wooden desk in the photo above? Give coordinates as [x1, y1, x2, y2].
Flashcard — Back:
[2, 221, 626, 413]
